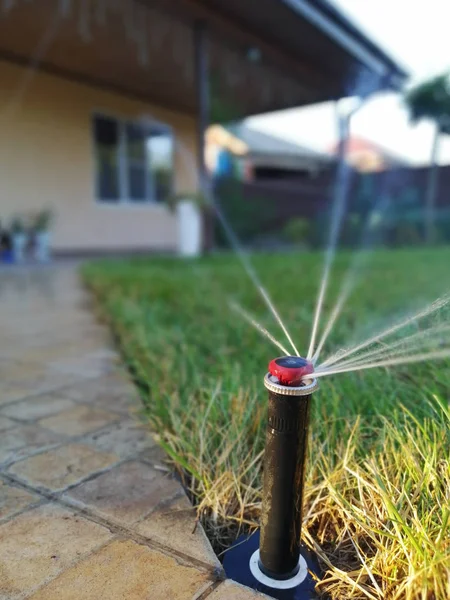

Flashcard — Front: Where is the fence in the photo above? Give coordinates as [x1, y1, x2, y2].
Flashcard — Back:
[213, 165, 450, 245]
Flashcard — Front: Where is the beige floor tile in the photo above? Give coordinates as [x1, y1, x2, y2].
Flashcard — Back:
[90, 389, 137, 414]
[8, 444, 119, 491]
[137, 493, 221, 569]
[28, 539, 211, 600]
[64, 460, 181, 525]
[0, 362, 46, 385]
[82, 419, 154, 459]
[0, 372, 84, 404]
[0, 503, 112, 599]
[139, 444, 168, 468]
[0, 425, 64, 465]
[0, 480, 40, 521]
[0, 383, 31, 406]
[38, 405, 120, 436]
[47, 352, 118, 379]
[9, 341, 108, 365]
[0, 395, 75, 422]
[209, 580, 270, 599]
[62, 373, 136, 414]
[0, 416, 16, 432]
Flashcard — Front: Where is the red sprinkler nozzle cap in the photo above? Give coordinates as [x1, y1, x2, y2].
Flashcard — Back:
[268, 356, 314, 386]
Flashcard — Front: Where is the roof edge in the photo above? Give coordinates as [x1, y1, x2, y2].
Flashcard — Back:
[281, 0, 408, 90]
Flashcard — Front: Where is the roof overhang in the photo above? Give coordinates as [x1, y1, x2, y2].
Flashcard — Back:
[0, 0, 408, 119]
[282, 0, 407, 90]
[170, 0, 408, 115]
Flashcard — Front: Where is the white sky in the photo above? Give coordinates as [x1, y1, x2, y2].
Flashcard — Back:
[247, 0, 450, 165]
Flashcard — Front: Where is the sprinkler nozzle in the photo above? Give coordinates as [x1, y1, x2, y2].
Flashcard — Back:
[268, 356, 314, 386]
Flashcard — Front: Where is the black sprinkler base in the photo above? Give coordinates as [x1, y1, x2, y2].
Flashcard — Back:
[223, 531, 321, 600]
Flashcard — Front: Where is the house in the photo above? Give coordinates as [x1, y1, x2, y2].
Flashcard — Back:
[206, 123, 334, 182]
[0, 0, 407, 254]
[332, 136, 411, 172]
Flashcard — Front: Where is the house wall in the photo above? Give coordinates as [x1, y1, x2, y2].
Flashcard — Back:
[0, 60, 199, 252]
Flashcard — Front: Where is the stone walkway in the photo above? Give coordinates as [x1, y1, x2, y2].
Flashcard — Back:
[0, 265, 266, 600]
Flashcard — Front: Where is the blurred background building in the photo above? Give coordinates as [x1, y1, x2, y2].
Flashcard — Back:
[329, 136, 410, 172]
[206, 123, 333, 182]
[0, 0, 405, 256]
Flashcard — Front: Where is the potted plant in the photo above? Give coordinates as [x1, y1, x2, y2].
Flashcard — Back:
[33, 209, 53, 263]
[0, 220, 13, 264]
[10, 215, 27, 263]
[168, 192, 206, 257]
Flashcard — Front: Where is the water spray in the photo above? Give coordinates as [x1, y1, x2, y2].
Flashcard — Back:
[224, 356, 320, 599]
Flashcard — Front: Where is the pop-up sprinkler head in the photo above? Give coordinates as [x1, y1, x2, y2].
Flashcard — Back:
[268, 356, 314, 386]
[224, 355, 320, 599]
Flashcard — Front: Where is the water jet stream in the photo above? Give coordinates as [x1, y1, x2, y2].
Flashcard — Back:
[328, 323, 450, 371]
[174, 139, 300, 357]
[229, 300, 290, 356]
[312, 196, 391, 364]
[313, 347, 450, 379]
[214, 202, 300, 357]
[307, 106, 360, 361]
[319, 295, 450, 369]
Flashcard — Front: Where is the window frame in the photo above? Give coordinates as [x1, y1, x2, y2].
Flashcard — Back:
[92, 111, 174, 206]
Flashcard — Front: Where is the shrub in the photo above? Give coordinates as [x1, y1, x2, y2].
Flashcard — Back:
[283, 217, 310, 246]
[392, 222, 423, 247]
[309, 212, 330, 249]
[340, 213, 361, 247]
[213, 179, 275, 247]
[33, 209, 53, 232]
[10, 216, 25, 235]
[433, 210, 450, 243]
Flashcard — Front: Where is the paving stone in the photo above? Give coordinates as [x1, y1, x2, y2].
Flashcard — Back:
[10, 340, 109, 365]
[0, 503, 112, 599]
[47, 351, 118, 379]
[137, 492, 221, 569]
[139, 444, 168, 468]
[9, 444, 119, 491]
[38, 405, 120, 436]
[0, 372, 84, 404]
[0, 416, 16, 432]
[28, 539, 212, 600]
[81, 419, 154, 459]
[2, 357, 84, 386]
[0, 362, 46, 385]
[64, 460, 181, 525]
[0, 358, 20, 370]
[0, 480, 40, 521]
[62, 372, 137, 414]
[0, 383, 32, 406]
[0, 395, 75, 422]
[209, 580, 271, 599]
[91, 389, 137, 414]
[0, 425, 64, 465]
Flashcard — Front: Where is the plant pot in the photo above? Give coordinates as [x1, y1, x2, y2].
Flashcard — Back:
[176, 200, 202, 257]
[34, 231, 51, 263]
[1, 249, 13, 264]
[12, 233, 27, 263]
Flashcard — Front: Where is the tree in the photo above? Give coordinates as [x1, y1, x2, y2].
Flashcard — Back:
[405, 72, 450, 243]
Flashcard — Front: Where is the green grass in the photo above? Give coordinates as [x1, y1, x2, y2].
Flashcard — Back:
[83, 248, 450, 600]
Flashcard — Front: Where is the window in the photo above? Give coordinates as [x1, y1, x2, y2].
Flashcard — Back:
[93, 114, 174, 204]
[93, 116, 120, 201]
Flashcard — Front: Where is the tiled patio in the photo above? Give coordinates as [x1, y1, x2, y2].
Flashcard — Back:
[0, 265, 265, 600]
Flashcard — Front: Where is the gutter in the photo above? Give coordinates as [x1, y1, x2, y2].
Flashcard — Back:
[282, 0, 407, 89]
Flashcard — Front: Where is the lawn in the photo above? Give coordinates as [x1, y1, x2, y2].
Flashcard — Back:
[83, 248, 450, 600]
